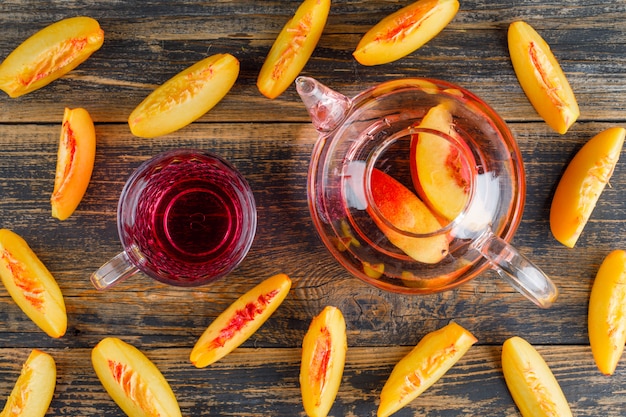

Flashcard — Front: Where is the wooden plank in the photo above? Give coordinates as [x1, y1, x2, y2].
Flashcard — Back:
[0, 1, 624, 123]
[0, 122, 622, 349]
[0, 345, 623, 416]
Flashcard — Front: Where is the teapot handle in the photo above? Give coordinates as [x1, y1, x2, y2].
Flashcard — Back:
[472, 230, 558, 308]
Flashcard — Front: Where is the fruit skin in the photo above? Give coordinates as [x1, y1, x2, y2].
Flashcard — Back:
[257, 0, 330, 99]
[0, 16, 104, 98]
[129, 53, 239, 138]
[51, 107, 97, 221]
[190, 273, 292, 368]
[368, 168, 449, 264]
[300, 306, 347, 417]
[501, 336, 572, 417]
[353, 0, 459, 66]
[0, 229, 67, 338]
[377, 322, 476, 417]
[508, 20, 579, 134]
[411, 103, 474, 221]
[550, 127, 625, 248]
[588, 249, 626, 375]
[1, 349, 56, 417]
[92, 337, 182, 417]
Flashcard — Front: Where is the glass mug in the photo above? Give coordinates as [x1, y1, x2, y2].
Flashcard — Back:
[297, 76, 558, 308]
[91, 149, 257, 289]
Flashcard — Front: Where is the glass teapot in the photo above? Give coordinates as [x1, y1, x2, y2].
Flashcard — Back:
[296, 76, 558, 308]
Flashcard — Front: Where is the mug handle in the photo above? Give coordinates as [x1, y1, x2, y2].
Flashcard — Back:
[472, 230, 558, 308]
[91, 251, 139, 290]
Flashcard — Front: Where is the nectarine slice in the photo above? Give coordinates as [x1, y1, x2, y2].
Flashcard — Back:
[92, 337, 182, 417]
[353, 0, 459, 66]
[588, 249, 626, 375]
[257, 0, 330, 99]
[0, 16, 104, 98]
[550, 127, 625, 247]
[502, 336, 572, 417]
[1, 349, 56, 417]
[508, 20, 579, 134]
[411, 103, 473, 221]
[190, 273, 292, 368]
[300, 306, 347, 417]
[377, 322, 476, 417]
[368, 169, 449, 264]
[129, 53, 239, 138]
[51, 107, 96, 221]
[0, 229, 67, 338]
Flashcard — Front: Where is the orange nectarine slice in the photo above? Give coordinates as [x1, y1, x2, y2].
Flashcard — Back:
[411, 103, 473, 221]
[92, 337, 182, 417]
[501, 336, 573, 417]
[368, 169, 449, 264]
[0, 16, 104, 98]
[377, 322, 476, 417]
[353, 0, 459, 66]
[0, 229, 67, 338]
[257, 0, 330, 99]
[129, 53, 239, 138]
[363, 262, 385, 279]
[1, 349, 56, 417]
[550, 127, 625, 247]
[508, 21, 579, 134]
[51, 107, 96, 221]
[300, 306, 347, 417]
[588, 249, 626, 375]
[190, 273, 292, 368]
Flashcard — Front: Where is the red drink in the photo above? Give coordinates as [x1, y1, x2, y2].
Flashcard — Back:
[115, 150, 256, 287]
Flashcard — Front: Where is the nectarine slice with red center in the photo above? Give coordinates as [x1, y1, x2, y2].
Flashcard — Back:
[501, 336, 573, 417]
[377, 322, 476, 417]
[92, 337, 182, 417]
[1, 349, 56, 417]
[368, 169, 449, 264]
[353, 0, 459, 66]
[588, 249, 626, 375]
[129, 53, 240, 138]
[51, 107, 96, 221]
[550, 127, 625, 248]
[190, 273, 292, 368]
[508, 20, 579, 134]
[257, 0, 330, 99]
[0, 229, 67, 338]
[411, 103, 474, 221]
[300, 306, 347, 417]
[0, 16, 104, 98]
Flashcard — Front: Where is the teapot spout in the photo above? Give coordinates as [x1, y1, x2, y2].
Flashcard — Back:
[296, 76, 351, 133]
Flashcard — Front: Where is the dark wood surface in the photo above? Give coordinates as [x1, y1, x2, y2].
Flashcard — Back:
[1, 1, 625, 416]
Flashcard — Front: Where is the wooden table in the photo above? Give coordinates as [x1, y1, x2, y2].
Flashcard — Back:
[1, 1, 625, 415]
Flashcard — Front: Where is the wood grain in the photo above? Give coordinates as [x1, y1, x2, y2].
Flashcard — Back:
[1, 0, 626, 416]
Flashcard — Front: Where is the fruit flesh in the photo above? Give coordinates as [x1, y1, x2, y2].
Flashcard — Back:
[129, 53, 240, 138]
[1, 349, 56, 417]
[257, 0, 330, 99]
[508, 20, 579, 134]
[190, 273, 292, 368]
[411, 103, 473, 221]
[353, 0, 459, 66]
[0, 229, 67, 338]
[550, 127, 625, 247]
[51, 107, 96, 221]
[368, 168, 449, 264]
[300, 306, 347, 417]
[92, 337, 182, 417]
[377, 322, 476, 417]
[501, 336, 572, 417]
[0, 16, 104, 98]
[588, 249, 626, 375]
